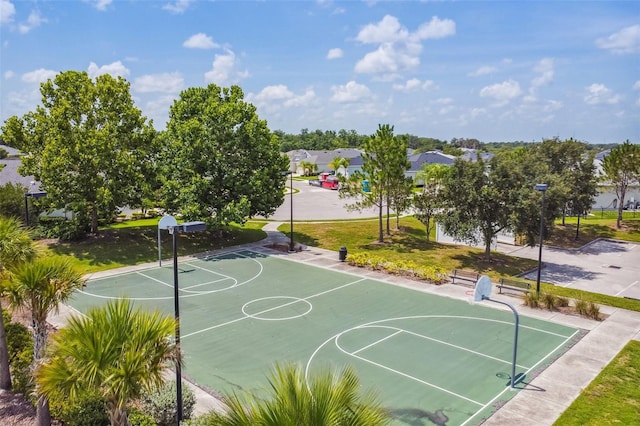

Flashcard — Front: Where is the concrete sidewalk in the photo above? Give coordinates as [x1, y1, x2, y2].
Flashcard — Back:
[50, 230, 640, 423]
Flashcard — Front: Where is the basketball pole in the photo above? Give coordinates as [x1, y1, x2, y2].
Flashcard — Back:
[482, 296, 520, 390]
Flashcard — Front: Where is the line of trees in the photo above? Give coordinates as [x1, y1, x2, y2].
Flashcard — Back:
[1, 71, 289, 238]
[337, 134, 636, 261]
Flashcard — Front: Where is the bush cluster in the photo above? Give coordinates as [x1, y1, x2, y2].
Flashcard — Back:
[140, 380, 196, 426]
[522, 291, 600, 320]
[345, 252, 447, 284]
[3, 309, 34, 397]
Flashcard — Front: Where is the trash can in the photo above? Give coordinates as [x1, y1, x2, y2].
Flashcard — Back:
[339, 246, 347, 262]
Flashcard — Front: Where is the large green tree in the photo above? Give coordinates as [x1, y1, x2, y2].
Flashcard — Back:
[200, 363, 388, 426]
[340, 124, 409, 242]
[437, 156, 521, 260]
[36, 298, 178, 426]
[4, 256, 85, 425]
[0, 217, 37, 391]
[160, 84, 289, 226]
[601, 141, 640, 229]
[1, 71, 157, 234]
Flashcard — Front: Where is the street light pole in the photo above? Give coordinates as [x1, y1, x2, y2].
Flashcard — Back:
[289, 171, 294, 252]
[168, 221, 207, 423]
[535, 184, 548, 296]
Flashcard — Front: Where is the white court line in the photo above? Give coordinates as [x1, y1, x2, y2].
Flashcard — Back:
[183, 277, 233, 290]
[182, 277, 367, 339]
[459, 328, 581, 426]
[348, 350, 484, 406]
[136, 271, 173, 289]
[351, 330, 402, 356]
[361, 325, 529, 369]
[616, 280, 639, 296]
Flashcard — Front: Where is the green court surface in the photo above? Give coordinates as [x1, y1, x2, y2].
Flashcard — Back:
[69, 249, 582, 425]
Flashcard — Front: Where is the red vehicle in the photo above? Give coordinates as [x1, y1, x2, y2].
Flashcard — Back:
[309, 173, 340, 190]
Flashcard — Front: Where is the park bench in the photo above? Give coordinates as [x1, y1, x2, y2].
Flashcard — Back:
[449, 269, 480, 287]
[497, 278, 531, 294]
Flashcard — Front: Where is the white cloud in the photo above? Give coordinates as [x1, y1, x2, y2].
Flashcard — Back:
[584, 83, 621, 105]
[414, 16, 456, 40]
[87, 61, 130, 78]
[327, 48, 343, 60]
[532, 58, 554, 88]
[253, 85, 294, 102]
[162, 0, 193, 14]
[469, 66, 497, 77]
[0, 0, 15, 25]
[21, 68, 57, 83]
[133, 73, 184, 93]
[18, 11, 46, 34]
[183, 33, 218, 49]
[596, 25, 640, 54]
[284, 89, 316, 108]
[633, 81, 640, 90]
[392, 78, 434, 92]
[479, 79, 522, 103]
[354, 15, 455, 79]
[204, 49, 243, 85]
[249, 85, 316, 109]
[330, 81, 371, 103]
[4, 70, 14, 79]
[84, 0, 112, 11]
[357, 15, 408, 44]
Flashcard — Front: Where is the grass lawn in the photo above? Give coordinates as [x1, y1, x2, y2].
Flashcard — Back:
[553, 340, 640, 425]
[45, 221, 266, 274]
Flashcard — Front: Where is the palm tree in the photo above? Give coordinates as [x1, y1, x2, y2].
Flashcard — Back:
[203, 363, 389, 425]
[0, 216, 37, 391]
[36, 298, 178, 426]
[4, 256, 85, 425]
[298, 160, 318, 176]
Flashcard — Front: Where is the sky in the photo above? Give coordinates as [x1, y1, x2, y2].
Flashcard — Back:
[0, 1, 639, 144]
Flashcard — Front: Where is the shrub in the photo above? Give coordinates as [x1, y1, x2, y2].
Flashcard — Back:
[541, 293, 559, 311]
[140, 380, 196, 426]
[556, 296, 570, 308]
[587, 302, 601, 320]
[36, 216, 87, 241]
[4, 310, 34, 396]
[0, 182, 27, 219]
[522, 291, 540, 308]
[49, 389, 109, 426]
[574, 299, 589, 316]
[345, 252, 447, 284]
[129, 408, 157, 426]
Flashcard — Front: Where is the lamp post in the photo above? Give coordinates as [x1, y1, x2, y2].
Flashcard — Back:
[167, 221, 207, 423]
[282, 171, 294, 252]
[23, 182, 47, 226]
[535, 183, 548, 296]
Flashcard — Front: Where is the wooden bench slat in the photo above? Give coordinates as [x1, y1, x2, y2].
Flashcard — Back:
[449, 269, 480, 287]
[498, 278, 531, 294]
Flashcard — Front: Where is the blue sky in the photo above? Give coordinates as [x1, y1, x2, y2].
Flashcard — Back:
[1, 0, 638, 143]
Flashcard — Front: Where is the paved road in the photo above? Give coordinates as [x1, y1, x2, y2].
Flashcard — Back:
[264, 177, 380, 221]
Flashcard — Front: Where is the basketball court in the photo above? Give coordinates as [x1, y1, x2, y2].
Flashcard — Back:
[68, 249, 582, 425]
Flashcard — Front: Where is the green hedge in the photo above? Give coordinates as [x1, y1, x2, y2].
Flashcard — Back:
[346, 252, 447, 284]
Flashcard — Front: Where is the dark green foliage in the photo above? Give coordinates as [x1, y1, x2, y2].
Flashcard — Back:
[0, 183, 26, 219]
[140, 380, 195, 425]
[128, 408, 157, 426]
[160, 84, 289, 227]
[49, 389, 109, 426]
[3, 312, 33, 396]
[36, 216, 88, 241]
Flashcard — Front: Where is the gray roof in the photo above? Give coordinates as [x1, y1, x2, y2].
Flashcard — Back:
[408, 151, 455, 171]
[0, 157, 35, 188]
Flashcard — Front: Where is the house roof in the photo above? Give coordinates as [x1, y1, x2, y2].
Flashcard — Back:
[408, 151, 455, 171]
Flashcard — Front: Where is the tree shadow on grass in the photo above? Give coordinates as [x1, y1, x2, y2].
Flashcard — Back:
[47, 227, 266, 269]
